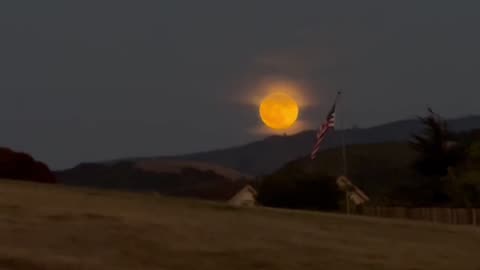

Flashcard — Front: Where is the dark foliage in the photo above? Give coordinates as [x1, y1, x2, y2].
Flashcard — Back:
[258, 168, 341, 211]
[410, 113, 467, 178]
[0, 147, 56, 183]
[389, 180, 452, 207]
[459, 183, 480, 207]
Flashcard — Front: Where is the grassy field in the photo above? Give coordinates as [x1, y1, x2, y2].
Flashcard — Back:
[0, 180, 479, 270]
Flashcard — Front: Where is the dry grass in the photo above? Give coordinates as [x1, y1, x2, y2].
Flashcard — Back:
[0, 180, 479, 270]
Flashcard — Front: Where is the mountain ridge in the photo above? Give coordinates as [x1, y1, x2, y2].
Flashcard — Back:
[92, 115, 480, 176]
[154, 115, 480, 175]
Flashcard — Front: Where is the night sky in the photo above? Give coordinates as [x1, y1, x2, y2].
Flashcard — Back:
[1, 1, 479, 169]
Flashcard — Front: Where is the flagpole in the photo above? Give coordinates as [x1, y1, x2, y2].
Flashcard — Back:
[337, 90, 350, 214]
[310, 90, 350, 213]
[337, 90, 347, 176]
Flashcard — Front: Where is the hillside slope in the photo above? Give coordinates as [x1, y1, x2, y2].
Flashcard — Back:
[0, 180, 479, 270]
[56, 161, 251, 199]
[124, 116, 480, 176]
[272, 142, 418, 199]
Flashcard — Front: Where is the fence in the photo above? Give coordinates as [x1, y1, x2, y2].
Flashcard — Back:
[360, 206, 480, 226]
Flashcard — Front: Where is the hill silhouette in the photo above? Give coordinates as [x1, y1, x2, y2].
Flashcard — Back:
[57, 116, 480, 202]
[269, 142, 418, 204]
[56, 161, 251, 200]
[132, 115, 480, 176]
[268, 126, 480, 207]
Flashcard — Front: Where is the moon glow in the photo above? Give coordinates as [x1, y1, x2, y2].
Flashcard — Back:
[259, 93, 299, 130]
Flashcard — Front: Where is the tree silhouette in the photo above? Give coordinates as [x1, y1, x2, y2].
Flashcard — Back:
[409, 110, 467, 205]
[446, 139, 480, 207]
[410, 110, 466, 178]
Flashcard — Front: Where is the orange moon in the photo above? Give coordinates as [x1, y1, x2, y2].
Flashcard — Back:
[259, 93, 299, 130]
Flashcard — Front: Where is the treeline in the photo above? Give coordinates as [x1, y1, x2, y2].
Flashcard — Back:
[258, 169, 341, 211]
[258, 110, 480, 211]
[0, 147, 56, 183]
[392, 112, 480, 207]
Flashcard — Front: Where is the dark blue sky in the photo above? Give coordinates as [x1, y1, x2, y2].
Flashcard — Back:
[1, 1, 479, 169]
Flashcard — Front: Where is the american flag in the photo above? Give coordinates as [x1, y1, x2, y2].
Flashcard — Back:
[311, 93, 339, 160]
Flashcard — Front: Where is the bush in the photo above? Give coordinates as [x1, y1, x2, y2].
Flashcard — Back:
[0, 147, 56, 183]
[258, 169, 341, 211]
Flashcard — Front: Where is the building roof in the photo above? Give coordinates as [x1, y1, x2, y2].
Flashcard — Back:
[336, 176, 370, 205]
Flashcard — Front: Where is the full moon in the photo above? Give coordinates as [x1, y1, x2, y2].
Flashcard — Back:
[259, 93, 299, 130]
